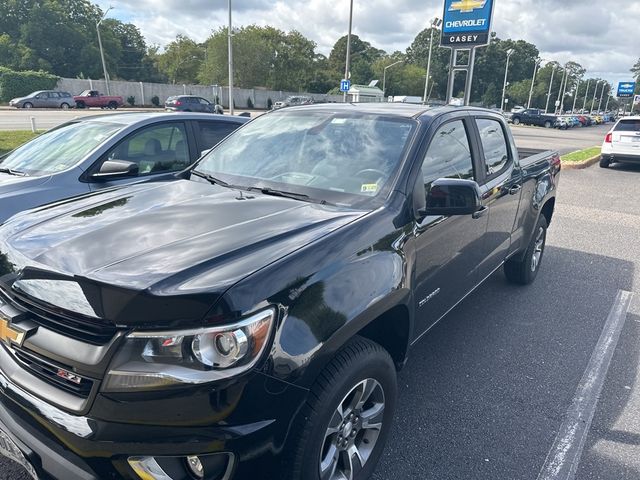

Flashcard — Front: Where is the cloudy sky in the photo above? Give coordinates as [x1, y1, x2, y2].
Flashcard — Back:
[96, 0, 639, 87]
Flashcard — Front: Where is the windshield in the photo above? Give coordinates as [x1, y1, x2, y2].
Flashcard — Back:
[0, 121, 123, 176]
[194, 110, 416, 207]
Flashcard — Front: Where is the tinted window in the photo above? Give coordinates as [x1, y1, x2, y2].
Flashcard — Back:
[476, 118, 510, 176]
[198, 98, 210, 105]
[198, 122, 239, 150]
[422, 120, 474, 190]
[104, 123, 189, 176]
[614, 120, 640, 132]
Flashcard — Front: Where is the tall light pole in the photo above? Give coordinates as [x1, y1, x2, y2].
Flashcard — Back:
[590, 80, 601, 113]
[96, 6, 113, 95]
[545, 64, 557, 113]
[383, 60, 403, 97]
[423, 17, 442, 104]
[501, 48, 515, 112]
[604, 91, 611, 112]
[597, 81, 607, 112]
[228, 0, 234, 114]
[581, 79, 590, 113]
[343, 0, 354, 103]
[556, 66, 568, 114]
[527, 58, 542, 109]
[571, 77, 580, 113]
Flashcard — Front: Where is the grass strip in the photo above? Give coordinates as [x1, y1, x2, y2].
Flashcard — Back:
[0, 130, 40, 156]
[561, 146, 601, 163]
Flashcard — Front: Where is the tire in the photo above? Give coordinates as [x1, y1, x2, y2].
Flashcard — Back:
[544, 120, 552, 128]
[108, 101, 118, 109]
[76, 101, 85, 109]
[599, 156, 610, 168]
[283, 336, 397, 480]
[60, 103, 70, 110]
[23, 102, 33, 109]
[512, 117, 521, 125]
[504, 215, 548, 285]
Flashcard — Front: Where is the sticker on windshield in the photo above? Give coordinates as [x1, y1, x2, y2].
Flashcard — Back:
[331, 118, 347, 124]
[361, 183, 378, 194]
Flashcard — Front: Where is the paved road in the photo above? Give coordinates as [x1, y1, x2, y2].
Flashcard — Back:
[2, 146, 638, 480]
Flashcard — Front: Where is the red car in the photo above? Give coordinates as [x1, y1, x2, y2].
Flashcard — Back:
[73, 90, 124, 109]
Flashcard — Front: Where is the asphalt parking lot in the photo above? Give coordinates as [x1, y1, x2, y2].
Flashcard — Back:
[1, 123, 636, 480]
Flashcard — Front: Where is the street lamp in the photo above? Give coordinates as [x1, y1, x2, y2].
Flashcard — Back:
[423, 17, 442, 104]
[501, 48, 515, 112]
[581, 79, 591, 113]
[527, 58, 542, 109]
[597, 81, 607, 112]
[555, 65, 569, 114]
[96, 6, 113, 95]
[228, 0, 234, 114]
[545, 64, 557, 113]
[343, 0, 354, 103]
[383, 60, 403, 97]
[571, 77, 580, 113]
[590, 80, 601, 113]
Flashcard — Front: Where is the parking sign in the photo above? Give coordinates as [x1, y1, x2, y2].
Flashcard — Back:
[340, 79, 351, 92]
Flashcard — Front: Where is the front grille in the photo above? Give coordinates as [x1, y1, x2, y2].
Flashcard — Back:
[7, 290, 116, 345]
[12, 348, 95, 398]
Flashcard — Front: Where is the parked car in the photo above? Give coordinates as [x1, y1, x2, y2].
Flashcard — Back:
[0, 104, 560, 480]
[600, 116, 640, 167]
[510, 108, 557, 128]
[0, 112, 248, 224]
[272, 95, 313, 109]
[8, 90, 76, 109]
[74, 90, 124, 109]
[165, 95, 224, 114]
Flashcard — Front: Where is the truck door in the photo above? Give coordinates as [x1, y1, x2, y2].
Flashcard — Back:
[412, 118, 489, 337]
[471, 116, 522, 279]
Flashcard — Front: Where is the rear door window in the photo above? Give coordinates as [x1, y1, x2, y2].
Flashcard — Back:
[197, 121, 241, 150]
[475, 118, 510, 176]
[614, 120, 640, 132]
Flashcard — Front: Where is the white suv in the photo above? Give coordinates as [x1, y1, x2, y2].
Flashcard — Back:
[600, 116, 640, 167]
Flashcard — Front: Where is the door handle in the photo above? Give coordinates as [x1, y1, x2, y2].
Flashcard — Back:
[472, 206, 489, 219]
[508, 185, 522, 195]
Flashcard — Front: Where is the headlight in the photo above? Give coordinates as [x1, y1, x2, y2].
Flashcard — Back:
[103, 308, 275, 392]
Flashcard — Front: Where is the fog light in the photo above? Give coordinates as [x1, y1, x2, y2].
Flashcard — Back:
[186, 455, 204, 479]
[128, 457, 172, 480]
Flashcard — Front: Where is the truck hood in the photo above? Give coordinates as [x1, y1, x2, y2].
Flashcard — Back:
[0, 179, 363, 326]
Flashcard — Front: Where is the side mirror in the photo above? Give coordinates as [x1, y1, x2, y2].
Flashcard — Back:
[91, 160, 139, 181]
[416, 178, 485, 220]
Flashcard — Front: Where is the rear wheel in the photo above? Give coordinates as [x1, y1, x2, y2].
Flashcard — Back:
[23, 102, 33, 109]
[108, 101, 118, 109]
[504, 215, 547, 285]
[512, 117, 521, 125]
[60, 103, 70, 110]
[283, 336, 397, 480]
[544, 120, 552, 128]
[599, 156, 610, 168]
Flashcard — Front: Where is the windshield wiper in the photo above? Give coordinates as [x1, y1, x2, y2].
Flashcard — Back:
[247, 186, 328, 205]
[191, 170, 239, 189]
[0, 167, 27, 177]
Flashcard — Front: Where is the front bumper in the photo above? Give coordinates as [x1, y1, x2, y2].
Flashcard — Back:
[0, 366, 308, 480]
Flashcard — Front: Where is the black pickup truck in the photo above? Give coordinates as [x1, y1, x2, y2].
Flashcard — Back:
[510, 108, 557, 128]
[0, 104, 560, 480]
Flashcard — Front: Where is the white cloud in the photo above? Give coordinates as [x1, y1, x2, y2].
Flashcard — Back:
[97, 0, 639, 84]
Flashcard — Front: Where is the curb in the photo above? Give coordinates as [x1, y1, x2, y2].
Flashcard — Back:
[561, 154, 601, 170]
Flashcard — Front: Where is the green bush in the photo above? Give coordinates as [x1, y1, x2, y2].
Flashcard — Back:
[151, 95, 160, 107]
[127, 95, 135, 106]
[0, 67, 59, 102]
[247, 97, 253, 109]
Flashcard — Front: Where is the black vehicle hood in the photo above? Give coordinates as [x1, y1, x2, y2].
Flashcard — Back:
[0, 180, 364, 326]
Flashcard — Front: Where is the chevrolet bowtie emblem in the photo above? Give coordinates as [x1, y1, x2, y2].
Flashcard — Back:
[449, 0, 487, 13]
[0, 316, 25, 347]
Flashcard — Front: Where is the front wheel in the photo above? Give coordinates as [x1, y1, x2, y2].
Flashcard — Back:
[544, 120, 552, 128]
[283, 336, 397, 480]
[23, 102, 33, 109]
[512, 117, 521, 125]
[504, 215, 548, 285]
[108, 101, 118, 109]
[60, 103, 70, 110]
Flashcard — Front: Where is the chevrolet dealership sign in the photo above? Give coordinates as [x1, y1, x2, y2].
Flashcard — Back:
[441, 0, 495, 47]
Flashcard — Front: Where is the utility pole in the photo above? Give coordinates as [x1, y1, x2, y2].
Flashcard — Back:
[228, 0, 234, 114]
[582, 79, 590, 113]
[96, 6, 113, 95]
[423, 18, 442, 104]
[545, 64, 557, 113]
[343, 0, 354, 103]
[527, 59, 541, 109]
[383, 60, 403, 97]
[501, 49, 514, 112]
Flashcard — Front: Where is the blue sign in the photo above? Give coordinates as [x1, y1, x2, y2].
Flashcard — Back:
[340, 79, 351, 92]
[441, 0, 495, 47]
[617, 81, 636, 98]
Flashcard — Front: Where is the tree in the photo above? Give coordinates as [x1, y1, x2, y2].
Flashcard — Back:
[157, 35, 204, 84]
[328, 35, 385, 85]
